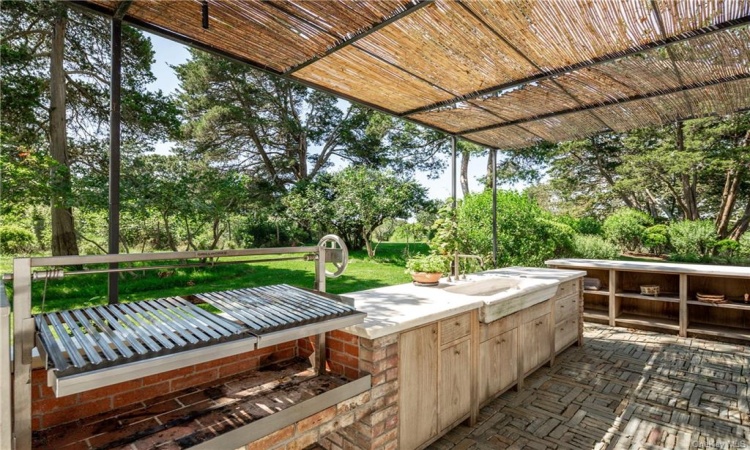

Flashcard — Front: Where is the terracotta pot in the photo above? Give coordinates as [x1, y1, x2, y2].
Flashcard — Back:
[411, 272, 442, 285]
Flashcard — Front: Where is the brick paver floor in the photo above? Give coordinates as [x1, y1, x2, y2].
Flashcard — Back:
[430, 323, 750, 450]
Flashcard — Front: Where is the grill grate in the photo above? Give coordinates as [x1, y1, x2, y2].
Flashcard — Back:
[194, 284, 357, 334]
[35, 285, 361, 380]
[36, 297, 245, 375]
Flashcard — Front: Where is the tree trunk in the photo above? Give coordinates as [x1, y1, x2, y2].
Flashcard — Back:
[460, 149, 470, 197]
[729, 198, 750, 242]
[676, 122, 700, 220]
[715, 167, 742, 238]
[364, 230, 374, 258]
[163, 213, 178, 252]
[49, 12, 80, 256]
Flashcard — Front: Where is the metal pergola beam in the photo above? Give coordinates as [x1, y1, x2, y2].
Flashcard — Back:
[283, 0, 435, 75]
[460, 72, 750, 136]
[401, 15, 750, 117]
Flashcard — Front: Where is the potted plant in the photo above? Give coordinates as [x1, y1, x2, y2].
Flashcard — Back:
[405, 254, 448, 286]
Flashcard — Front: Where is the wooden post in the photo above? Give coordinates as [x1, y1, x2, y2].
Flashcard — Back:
[13, 258, 33, 450]
[679, 273, 688, 337]
[608, 269, 617, 326]
[313, 246, 327, 375]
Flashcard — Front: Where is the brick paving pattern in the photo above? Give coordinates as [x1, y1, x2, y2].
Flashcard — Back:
[430, 323, 750, 450]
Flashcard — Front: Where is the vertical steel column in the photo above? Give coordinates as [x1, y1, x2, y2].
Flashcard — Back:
[108, 18, 122, 304]
[451, 136, 459, 278]
[451, 136, 457, 208]
[13, 258, 33, 450]
[492, 148, 498, 268]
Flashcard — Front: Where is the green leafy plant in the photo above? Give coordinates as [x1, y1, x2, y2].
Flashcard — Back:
[405, 254, 449, 274]
[0, 225, 35, 254]
[571, 235, 620, 260]
[642, 225, 669, 255]
[602, 208, 654, 252]
[668, 220, 718, 261]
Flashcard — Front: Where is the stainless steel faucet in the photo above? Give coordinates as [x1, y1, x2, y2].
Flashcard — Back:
[454, 253, 485, 280]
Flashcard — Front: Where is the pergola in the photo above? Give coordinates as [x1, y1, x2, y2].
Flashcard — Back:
[67, 0, 750, 298]
[73, 0, 750, 148]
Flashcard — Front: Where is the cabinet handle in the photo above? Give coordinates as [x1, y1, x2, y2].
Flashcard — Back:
[455, 349, 461, 355]
[496, 338, 505, 344]
[433, 329, 437, 335]
[455, 322, 461, 327]
[536, 321, 544, 326]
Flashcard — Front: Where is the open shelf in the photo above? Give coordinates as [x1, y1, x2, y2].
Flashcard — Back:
[546, 260, 750, 344]
[583, 310, 608, 323]
[615, 313, 679, 332]
[615, 292, 679, 303]
[582, 289, 610, 297]
[687, 300, 750, 310]
[688, 323, 750, 342]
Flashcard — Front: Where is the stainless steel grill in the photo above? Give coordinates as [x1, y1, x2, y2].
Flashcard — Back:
[34, 284, 364, 397]
[194, 284, 358, 333]
[35, 297, 245, 376]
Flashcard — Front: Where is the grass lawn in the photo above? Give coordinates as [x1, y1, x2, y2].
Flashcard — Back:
[0, 242, 430, 313]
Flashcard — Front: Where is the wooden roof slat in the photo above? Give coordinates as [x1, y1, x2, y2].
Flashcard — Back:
[352, 1, 539, 96]
[70, 0, 750, 150]
[294, 46, 456, 114]
[402, 4, 750, 116]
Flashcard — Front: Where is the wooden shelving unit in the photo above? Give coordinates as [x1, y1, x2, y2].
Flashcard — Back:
[546, 259, 750, 344]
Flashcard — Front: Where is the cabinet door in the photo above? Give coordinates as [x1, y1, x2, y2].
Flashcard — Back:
[439, 339, 472, 431]
[555, 316, 577, 353]
[521, 313, 551, 374]
[399, 324, 438, 450]
[479, 329, 517, 404]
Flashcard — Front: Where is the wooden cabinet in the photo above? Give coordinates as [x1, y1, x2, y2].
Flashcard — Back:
[547, 259, 750, 343]
[399, 312, 473, 450]
[520, 307, 551, 375]
[553, 282, 582, 355]
[478, 328, 517, 404]
[440, 339, 471, 430]
[399, 323, 438, 450]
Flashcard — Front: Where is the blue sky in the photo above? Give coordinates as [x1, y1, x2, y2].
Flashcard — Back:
[145, 33, 491, 200]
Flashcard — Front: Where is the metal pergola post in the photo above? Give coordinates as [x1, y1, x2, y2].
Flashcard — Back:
[492, 148, 498, 268]
[108, 14, 122, 304]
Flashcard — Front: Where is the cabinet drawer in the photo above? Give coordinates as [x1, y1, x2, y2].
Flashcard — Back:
[480, 311, 519, 342]
[555, 279, 579, 299]
[441, 313, 471, 345]
[555, 293, 579, 323]
[522, 300, 550, 322]
[555, 317, 578, 353]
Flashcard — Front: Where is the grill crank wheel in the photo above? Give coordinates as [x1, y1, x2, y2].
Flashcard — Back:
[318, 235, 348, 278]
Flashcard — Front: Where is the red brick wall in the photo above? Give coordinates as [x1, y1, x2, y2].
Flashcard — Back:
[298, 330, 361, 381]
[32, 342, 297, 430]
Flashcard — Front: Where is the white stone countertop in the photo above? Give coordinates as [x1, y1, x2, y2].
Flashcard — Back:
[545, 258, 750, 278]
[342, 267, 585, 339]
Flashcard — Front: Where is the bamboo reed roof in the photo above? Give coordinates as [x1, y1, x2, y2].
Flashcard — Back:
[74, 0, 750, 149]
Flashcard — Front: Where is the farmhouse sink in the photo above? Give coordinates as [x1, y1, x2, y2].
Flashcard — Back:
[443, 277, 520, 296]
[442, 273, 558, 323]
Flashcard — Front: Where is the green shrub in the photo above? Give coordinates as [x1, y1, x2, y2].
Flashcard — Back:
[571, 234, 620, 260]
[714, 239, 740, 258]
[0, 225, 35, 254]
[450, 191, 574, 267]
[405, 254, 449, 273]
[557, 215, 603, 236]
[642, 225, 669, 255]
[668, 220, 717, 261]
[739, 234, 750, 259]
[602, 208, 653, 251]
